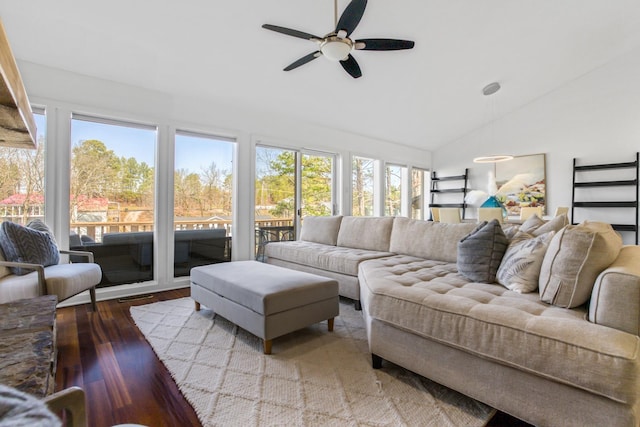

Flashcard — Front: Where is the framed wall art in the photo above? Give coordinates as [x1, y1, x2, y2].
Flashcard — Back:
[495, 153, 546, 217]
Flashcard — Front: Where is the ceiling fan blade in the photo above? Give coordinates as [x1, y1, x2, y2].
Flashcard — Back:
[355, 38, 415, 51]
[336, 0, 367, 36]
[284, 51, 322, 71]
[340, 54, 362, 78]
[262, 24, 320, 41]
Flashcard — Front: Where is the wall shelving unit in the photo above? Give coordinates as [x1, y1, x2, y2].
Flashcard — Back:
[429, 168, 469, 220]
[571, 152, 639, 244]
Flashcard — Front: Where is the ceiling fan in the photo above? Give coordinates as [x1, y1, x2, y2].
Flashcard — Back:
[262, 0, 415, 78]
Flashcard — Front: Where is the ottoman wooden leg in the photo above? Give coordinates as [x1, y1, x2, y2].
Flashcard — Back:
[263, 339, 272, 355]
[327, 318, 334, 332]
[194, 301, 201, 311]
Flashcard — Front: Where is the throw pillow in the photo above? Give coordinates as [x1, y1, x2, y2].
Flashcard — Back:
[538, 221, 622, 308]
[457, 219, 509, 283]
[27, 219, 58, 245]
[518, 214, 545, 234]
[529, 213, 569, 237]
[496, 231, 555, 293]
[0, 221, 60, 276]
[299, 215, 343, 246]
[501, 224, 519, 240]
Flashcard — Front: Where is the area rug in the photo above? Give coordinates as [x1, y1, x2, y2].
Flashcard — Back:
[130, 298, 495, 426]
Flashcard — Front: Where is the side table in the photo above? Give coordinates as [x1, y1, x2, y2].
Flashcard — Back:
[0, 295, 58, 398]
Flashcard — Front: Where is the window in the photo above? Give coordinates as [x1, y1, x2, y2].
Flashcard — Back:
[411, 168, 429, 219]
[174, 131, 234, 277]
[70, 114, 157, 287]
[385, 164, 407, 216]
[0, 108, 46, 225]
[352, 156, 374, 216]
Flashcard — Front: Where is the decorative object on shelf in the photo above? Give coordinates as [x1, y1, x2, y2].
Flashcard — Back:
[571, 152, 638, 244]
[495, 153, 546, 217]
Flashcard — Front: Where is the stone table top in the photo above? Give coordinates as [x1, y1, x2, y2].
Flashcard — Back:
[0, 295, 57, 398]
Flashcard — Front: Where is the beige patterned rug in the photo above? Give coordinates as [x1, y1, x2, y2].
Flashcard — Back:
[130, 297, 495, 426]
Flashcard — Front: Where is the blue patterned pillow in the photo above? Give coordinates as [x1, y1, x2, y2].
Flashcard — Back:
[0, 221, 60, 275]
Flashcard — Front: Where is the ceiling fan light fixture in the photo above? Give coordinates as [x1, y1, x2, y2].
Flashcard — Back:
[320, 37, 352, 61]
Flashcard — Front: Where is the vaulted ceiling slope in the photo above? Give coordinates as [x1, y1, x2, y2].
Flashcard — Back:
[2, 0, 640, 150]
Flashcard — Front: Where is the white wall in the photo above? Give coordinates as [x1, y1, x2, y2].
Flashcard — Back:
[433, 46, 640, 243]
[18, 60, 430, 300]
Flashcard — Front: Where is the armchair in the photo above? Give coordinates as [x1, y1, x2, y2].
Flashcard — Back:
[0, 221, 102, 310]
[0, 249, 101, 310]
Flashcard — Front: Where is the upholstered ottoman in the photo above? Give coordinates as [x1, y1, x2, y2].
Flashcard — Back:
[190, 261, 339, 354]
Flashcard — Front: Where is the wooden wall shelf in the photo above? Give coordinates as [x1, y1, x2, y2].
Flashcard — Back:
[430, 169, 469, 219]
[0, 19, 36, 149]
[571, 152, 639, 244]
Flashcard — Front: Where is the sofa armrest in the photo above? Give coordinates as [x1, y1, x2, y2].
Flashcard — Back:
[589, 246, 640, 335]
[60, 249, 94, 263]
[0, 260, 46, 295]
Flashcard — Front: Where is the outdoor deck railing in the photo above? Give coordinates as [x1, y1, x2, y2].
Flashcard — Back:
[70, 218, 294, 243]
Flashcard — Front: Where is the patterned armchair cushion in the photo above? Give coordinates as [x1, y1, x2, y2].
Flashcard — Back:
[0, 221, 60, 276]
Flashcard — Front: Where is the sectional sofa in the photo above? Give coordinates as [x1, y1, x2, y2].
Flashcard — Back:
[264, 215, 640, 426]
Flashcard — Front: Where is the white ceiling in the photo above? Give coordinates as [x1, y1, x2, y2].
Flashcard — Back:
[2, 0, 640, 151]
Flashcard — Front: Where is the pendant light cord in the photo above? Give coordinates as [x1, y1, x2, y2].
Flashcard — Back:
[334, 0, 338, 27]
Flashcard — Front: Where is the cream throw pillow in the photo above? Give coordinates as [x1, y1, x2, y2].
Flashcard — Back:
[539, 221, 622, 308]
[497, 231, 555, 293]
[299, 215, 343, 245]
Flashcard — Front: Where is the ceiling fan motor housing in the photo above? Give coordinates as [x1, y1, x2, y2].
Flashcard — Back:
[320, 36, 353, 61]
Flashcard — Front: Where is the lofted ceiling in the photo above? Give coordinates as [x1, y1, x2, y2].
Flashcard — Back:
[1, 0, 640, 151]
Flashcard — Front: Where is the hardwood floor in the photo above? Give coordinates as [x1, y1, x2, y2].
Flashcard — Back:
[55, 288, 531, 427]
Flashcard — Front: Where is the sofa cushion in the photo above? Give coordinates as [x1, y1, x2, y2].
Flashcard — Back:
[389, 217, 477, 262]
[530, 214, 568, 236]
[518, 214, 545, 234]
[0, 222, 60, 276]
[518, 213, 568, 236]
[589, 246, 640, 335]
[496, 231, 554, 293]
[337, 216, 394, 252]
[359, 256, 640, 404]
[457, 220, 508, 283]
[539, 221, 622, 308]
[264, 240, 393, 276]
[300, 215, 343, 245]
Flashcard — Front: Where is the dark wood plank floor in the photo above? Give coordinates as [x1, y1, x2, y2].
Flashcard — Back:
[55, 288, 531, 427]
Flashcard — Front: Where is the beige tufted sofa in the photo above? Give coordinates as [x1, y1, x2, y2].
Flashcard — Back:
[265, 215, 640, 426]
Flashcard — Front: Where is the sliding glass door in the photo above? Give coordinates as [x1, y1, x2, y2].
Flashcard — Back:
[255, 145, 335, 258]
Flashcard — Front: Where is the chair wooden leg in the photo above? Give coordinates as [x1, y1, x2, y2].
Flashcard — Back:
[89, 287, 97, 312]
